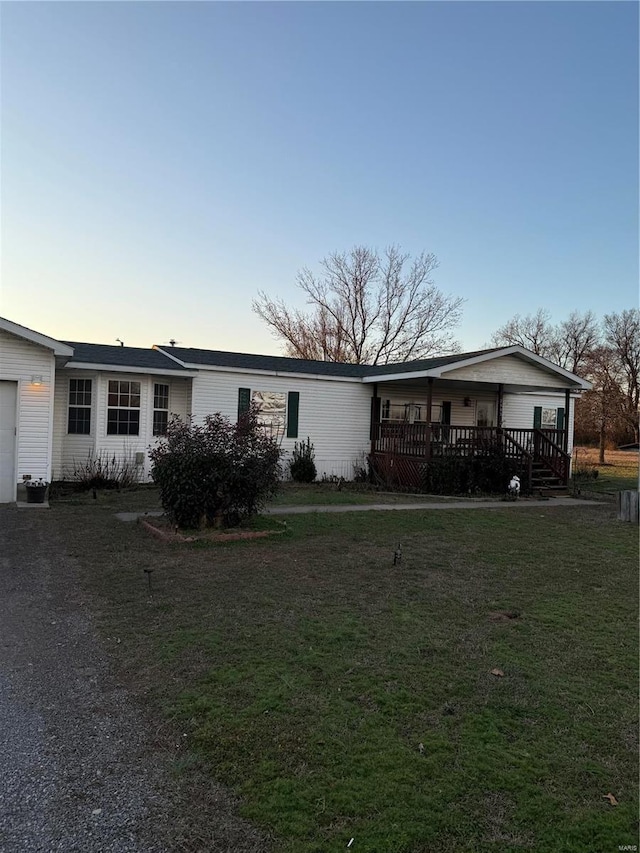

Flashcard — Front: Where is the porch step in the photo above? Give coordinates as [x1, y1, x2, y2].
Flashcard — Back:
[531, 474, 562, 485]
[531, 479, 563, 490]
[532, 486, 570, 497]
[530, 463, 566, 493]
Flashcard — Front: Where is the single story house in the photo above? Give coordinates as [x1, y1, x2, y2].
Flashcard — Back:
[0, 316, 592, 502]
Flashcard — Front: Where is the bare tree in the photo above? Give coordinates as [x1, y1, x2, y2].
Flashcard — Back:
[577, 346, 627, 463]
[491, 309, 599, 375]
[490, 309, 555, 357]
[550, 311, 601, 374]
[253, 246, 464, 364]
[604, 309, 640, 443]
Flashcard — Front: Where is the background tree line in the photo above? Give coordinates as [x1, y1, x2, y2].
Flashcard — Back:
[490, 308, 639, 459]
[253, 245, 638, 461]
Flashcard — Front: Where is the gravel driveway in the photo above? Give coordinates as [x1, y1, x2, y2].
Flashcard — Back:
[0, 507, 269, 852]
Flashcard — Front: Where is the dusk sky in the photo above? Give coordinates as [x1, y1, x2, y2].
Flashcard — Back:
[1, 1, 637, 355]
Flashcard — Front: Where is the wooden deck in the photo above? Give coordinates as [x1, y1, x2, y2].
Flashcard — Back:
[370, 424, 570, 491]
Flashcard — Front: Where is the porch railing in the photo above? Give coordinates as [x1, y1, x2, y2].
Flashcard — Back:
[372, 423, 569, 483]
[533, 429, 570, 483]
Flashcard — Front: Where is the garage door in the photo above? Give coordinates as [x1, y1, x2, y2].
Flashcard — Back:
[0, 381, 17, 502]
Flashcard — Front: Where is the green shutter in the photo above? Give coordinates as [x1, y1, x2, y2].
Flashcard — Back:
[286, 391, 299, 438]
[238, 387, 251, 420]
[533, 406, 542, 429]
[556, 407, 565, 431]
[442, 401, 451, 425]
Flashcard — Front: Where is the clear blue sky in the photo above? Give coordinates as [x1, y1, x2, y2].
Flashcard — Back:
[1, 1, 637, 354]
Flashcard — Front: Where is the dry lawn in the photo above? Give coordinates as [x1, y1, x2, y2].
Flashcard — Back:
[41, 490, 639, 853]
[572, 446, 638, 496]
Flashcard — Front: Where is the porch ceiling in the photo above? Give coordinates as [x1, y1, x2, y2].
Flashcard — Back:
[371, 376, 581, 394]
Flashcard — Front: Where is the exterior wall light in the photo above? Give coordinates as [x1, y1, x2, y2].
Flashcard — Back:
[31, 375, 43, 386]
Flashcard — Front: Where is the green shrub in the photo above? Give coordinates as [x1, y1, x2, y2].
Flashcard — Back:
[422, 451, 528, 495]
[289, 437, 317, 483]
[149, 412, 282, 529]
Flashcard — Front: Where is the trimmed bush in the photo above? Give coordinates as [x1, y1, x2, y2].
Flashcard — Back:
[289, 437, 317, 483]
[149, 411, 282, 529]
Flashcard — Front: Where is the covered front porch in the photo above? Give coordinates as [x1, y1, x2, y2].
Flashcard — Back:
[366, 376, 573, 493]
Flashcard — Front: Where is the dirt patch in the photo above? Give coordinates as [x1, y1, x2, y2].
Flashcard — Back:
[138, 516, 287, 544]
[488, 609, 522, 622]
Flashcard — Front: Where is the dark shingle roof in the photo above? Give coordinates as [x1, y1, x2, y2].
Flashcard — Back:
[363, 347, 503, 375]
[62, 341, 508, 377]
[64, 342, 189, 371]
[156, 346, 502, 378]
[158, 347, 376, 377]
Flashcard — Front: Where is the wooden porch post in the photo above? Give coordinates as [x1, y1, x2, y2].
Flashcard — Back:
[370, 383, 380, 456]
[426, 378, 433, 461]
[563, 388, 570, 454]
[497, 383, 504, 428]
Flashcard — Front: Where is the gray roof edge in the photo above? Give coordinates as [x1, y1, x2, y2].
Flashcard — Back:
[62, 341, 190, 371]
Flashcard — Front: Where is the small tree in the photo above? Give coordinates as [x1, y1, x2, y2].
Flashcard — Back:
[289, 438, 317, 483]
[149, 411, 281, 529]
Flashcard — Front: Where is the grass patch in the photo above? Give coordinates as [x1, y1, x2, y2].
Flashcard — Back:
[269, 481, 417, 506]
[46, 494, 638, 852]
[572, 448, 639, 497]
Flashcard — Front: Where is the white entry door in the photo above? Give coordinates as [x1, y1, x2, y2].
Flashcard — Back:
[0, 381, 17, 502]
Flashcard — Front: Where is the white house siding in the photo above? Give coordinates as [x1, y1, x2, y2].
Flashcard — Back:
[54, 371, 192, 481]
[0, 329, 55, 484]
[168, 379, 191, 428]
[52, 369, 96, 479]
[191, 370, 373, 479]
[502, 392, 576, 454]
[443, 355, 568, 388]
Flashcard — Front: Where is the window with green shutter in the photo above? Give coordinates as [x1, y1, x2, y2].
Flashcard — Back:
[239, 388, 300, 437]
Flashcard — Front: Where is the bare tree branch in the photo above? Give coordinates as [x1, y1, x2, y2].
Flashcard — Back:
[604, 309, 640, 441]
[252, 245, 463, 364]
[490, 309, 555, 356]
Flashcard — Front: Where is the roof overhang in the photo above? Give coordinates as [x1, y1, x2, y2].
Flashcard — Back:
[186, 363, 361, 384]
[152, 347, 363, 383]
[0, 316, 74, 357]
[61, 362, 198, 377]
[363, 346, 592, 390]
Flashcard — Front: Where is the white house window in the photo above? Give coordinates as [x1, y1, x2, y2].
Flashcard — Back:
[381, 400, 410, 421]
[68, 379, 92, 434]
[381, 400, 441, 423]
[476, 402, 496, 428]
[252, 390, 286, 437]
[153, 383, 169, 436]
[541, 408, 557, 428]
[107, 380, 140, 435]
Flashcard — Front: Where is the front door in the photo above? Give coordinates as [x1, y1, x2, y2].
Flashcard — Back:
[0, 381, 17, 502]
[476, 401, 496, 427]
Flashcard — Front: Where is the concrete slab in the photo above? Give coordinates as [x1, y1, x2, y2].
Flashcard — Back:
[115, 510, 164, 522]
[16, 501, 50, 509]
[265, 497, 600, 515]
[115, 498, 600, 522]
